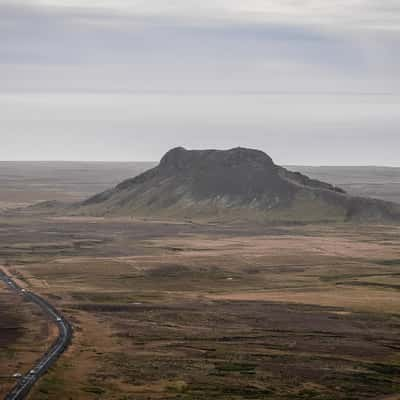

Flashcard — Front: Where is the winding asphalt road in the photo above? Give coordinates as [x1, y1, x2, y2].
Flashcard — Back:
[0, 270, 72, 400]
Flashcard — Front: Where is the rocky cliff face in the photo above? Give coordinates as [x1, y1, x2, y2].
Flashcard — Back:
[80, 147, 400, 222]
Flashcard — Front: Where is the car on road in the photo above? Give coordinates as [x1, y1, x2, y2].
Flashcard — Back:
[56, 317, 62, 322]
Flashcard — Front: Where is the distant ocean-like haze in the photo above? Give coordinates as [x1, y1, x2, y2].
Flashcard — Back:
[1, 92, 399, 166]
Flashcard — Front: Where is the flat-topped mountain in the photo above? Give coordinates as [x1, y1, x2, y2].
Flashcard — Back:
[80, 147, 400, 222]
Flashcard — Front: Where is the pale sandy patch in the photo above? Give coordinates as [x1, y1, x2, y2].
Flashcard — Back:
[208, 287, 400, 314]
[148, 234, 400, 260]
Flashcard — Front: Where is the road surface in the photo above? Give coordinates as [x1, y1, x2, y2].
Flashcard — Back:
[0, 270, 72, 400]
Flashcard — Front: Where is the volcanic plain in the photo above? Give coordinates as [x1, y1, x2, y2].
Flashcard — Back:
[0, 161, 400, 400]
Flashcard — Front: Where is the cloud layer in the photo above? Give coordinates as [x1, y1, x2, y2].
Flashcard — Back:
[1, 1, 399, 93]
[23, 0, 400, 30]
[0, 0, 399, 163]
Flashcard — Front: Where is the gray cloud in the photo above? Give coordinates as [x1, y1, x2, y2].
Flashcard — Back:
[1, 1, 399, 93]
[13, 1, 400, 31]
[0, 1, 399, 163]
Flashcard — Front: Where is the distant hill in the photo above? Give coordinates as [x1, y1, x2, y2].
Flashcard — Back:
[287, 165, 400, 204]
[79, 147, 400, 223]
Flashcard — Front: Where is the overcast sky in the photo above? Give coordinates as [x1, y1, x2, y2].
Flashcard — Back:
[1, 0, 399, 164]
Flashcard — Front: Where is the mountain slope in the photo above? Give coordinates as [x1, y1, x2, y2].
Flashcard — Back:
[79, 147, 400, 222]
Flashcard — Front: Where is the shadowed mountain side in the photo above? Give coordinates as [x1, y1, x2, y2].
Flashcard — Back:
[78, 147, 400, 223]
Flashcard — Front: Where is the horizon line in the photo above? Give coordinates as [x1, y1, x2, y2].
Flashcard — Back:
[0, 160, 399, 168]
[1, 90, 399, 96]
